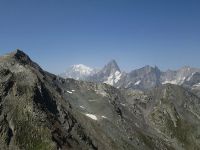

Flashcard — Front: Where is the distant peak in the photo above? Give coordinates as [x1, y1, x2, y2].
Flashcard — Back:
[106, 59, 120, 69]
[107, 59, 118, 65]
[102, 59, 121, 74]
[67, 64, 95, 76]
[180, 66, 192, 70]
[72, 64, 91, 69]
[143, 65, 151, 68]
[154, 65, 159, 69]
[71, 64, 93, 71]
[142, 65, 160, 70]
[141, 65, 155, 70]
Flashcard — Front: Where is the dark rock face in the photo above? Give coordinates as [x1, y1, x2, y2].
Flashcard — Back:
[116, 65, 161, 90]
[101, 59, 121, 74]
[1, 50, 200, 150]
[0, 51, 98, 150]
[182, 72, 200, 97]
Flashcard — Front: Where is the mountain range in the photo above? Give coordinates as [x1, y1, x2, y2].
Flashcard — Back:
[1, 50, 200, 150]
[60, 60, 200, 91]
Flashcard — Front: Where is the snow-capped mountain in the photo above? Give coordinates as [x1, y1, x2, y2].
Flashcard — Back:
[120, 65, 200, 90]
[161, 66, 200, 85]
[87, 60, 123, 86]
[61, 61, 200, 90]
[60, 64, 97, 80]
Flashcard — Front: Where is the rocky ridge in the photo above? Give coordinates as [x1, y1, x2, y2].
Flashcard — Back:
[1, 50, 200, 150]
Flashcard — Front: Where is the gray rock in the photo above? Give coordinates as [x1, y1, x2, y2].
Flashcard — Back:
[1, 50, 200, 150]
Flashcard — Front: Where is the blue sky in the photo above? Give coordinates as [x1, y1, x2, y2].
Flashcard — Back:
[0, 0, 200, 74]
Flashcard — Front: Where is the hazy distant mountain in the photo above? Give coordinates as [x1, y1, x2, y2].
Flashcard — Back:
[161, 66, 200, 85]
[62, 61, 200, 90]
[116, 65, 161, 90]
[61, 60, 124, 86]
[60, 64, 98, 80]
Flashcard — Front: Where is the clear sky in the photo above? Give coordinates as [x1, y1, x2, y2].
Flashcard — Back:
[0, 0, 200, 74]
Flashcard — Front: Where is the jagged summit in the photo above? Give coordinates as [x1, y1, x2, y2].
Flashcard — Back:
[102, 59, 120, 73]
[138, 65, 160, 72]
[83, 60, 122, 85]
[11, 49, 32, 63]
[0, 49, 43, 72]
[107, 59, 118, 66]
[2, 49, 27, 59]
[1, 49, 30, 62]
[11, 49, 26, 55]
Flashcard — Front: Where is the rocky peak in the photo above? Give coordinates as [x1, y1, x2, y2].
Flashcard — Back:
[12, 49, 27, 56]
[102, 59, 121, 74]
[9, 49, 31, 63]
[142, 65, 160, 72]
[130, 65, 161, 76]
[0, 49, 31, 66]
[4, 49, 42, 71]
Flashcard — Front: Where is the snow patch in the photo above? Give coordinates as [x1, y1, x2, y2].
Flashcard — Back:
[101, 116, 107, 119]
[88, 100, 96, 102]
[187, 72, 196, 81]
[80, 106, 85, 109]
[162, 76, 187, 85]
[120, 103, 126, 106]
[104, 74, 114, 85]
[67, 91, 73, 94]
[134, 80, 141, 85]
[66, 89, 75, 94]
[85, 114, 98, 120]
[194, 83, 200, 87]
[162, 80, 178, 85]
[114, 71, 122, 83]
[104, 71, 121, 85]
[125, 82, 133, 88]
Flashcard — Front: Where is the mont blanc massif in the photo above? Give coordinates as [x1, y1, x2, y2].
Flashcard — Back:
[1, 50, 200, 150]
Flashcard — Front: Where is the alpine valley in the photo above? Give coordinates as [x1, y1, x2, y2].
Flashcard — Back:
[1, 50, 200, 150]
